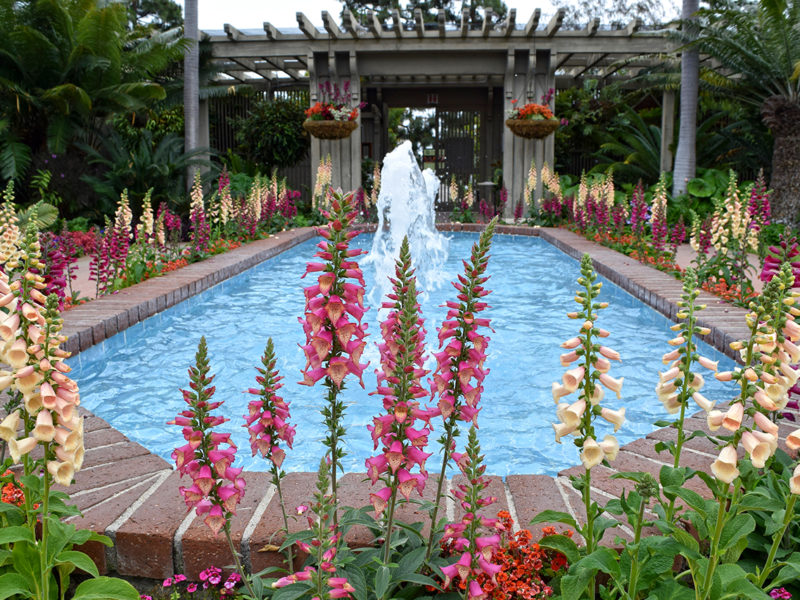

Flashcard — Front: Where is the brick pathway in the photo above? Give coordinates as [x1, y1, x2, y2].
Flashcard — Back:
[39, 225, 795, 580]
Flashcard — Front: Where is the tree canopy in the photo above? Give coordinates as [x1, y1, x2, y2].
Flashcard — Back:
[340, 0, 508, 27]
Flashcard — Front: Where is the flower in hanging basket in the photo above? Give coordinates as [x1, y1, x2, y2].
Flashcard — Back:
[505, 99, 559, 139]
[305, 81, 365, 122]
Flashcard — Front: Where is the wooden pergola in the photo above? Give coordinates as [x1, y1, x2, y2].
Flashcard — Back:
[200, 8, 675, 212]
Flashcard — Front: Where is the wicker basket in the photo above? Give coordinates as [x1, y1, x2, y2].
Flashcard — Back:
[505, 118, 559, 140]
[303, 119, 358, 140]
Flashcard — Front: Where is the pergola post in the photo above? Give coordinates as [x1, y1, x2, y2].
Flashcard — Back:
[502, 48, 554, 218]
[309, 51, 362, 193]
[660, 89, 675, 173]
[183, 0, 199, 190]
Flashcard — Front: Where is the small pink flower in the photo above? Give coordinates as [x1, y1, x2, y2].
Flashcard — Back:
[162, 578, 172, 587]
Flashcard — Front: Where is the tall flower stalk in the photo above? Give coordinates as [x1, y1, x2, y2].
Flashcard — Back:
[439, 427, 502, 600]
[244, 338, 296, 568]
[550, 254, 625, 600]
[366, 237, 432, 565]
[299, 191, 369, 515]
[426, 217, 498, 560]
[168, 337, 253, 598]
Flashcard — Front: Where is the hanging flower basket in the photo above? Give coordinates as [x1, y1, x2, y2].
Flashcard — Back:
[303, 119, 358, 140]
[505, 118, 559, 140]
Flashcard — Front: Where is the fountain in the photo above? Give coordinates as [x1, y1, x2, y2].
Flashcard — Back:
[364, 141, 450, 303]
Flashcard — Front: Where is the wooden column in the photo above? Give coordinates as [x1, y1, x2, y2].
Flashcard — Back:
[308, 51, 362, 193]
[660, 89, 676, 173]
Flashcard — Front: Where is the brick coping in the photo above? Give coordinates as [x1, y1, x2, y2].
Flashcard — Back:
[56, 224, 793, 581]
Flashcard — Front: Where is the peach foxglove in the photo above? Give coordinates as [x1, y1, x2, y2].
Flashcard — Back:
[561, 337, 581, 349]
[580, 437, 604, 469]
[589, 385, 604, 406]
[791, 464, 800, 495]
[32, 408, 55, 442]
[593, 357, 611, 373]
[598, 346, 620, 361]
[552, 382, 571, 402]
[9, 435, 36, 463]
[707, 410, 724, 431]
[667, 336, 685, 346]
[47, 460, 74, 486]
[751, 430, 778, 454]
[560, 350, 579, 366]
[754, 390, 778, 411]
[711, 445, 739, 483]
[786, 428, 800, 451]
[692, 392, 715, 413]
[562, 366, 585, 392]
[697, 356, 718, 371]
[741, 431, 771, 468]
[659, 366, 680, 383]
[599, 435, 619, 461]
[0, 410, 19, 442]
[722, 403, 744, 432]
[662, 348, 680, 364]
[598, 373, 623, 398]
[553, 421, 577, 443]
[754, 411, 779, 436]
[715, 371, 734, 381]
[600, 406, 626, 431]
[661, 393, 681, 414]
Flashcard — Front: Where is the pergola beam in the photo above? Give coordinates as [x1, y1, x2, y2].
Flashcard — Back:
[482, 8, 494, 37]
[263, 22, 282, 41]
[546, 8, 564, 37]
[228, 57, 275, 80]
[461, 9, 469, 37]
[414, 8, 424, 38]
[342, 9, 360, 39]
[573, 52, 608, 78]
[321, 11, 342, 39]
[585, 17, 599, 37]
[368, 10, 382, 39]
[296, 12, 318, 40]
[626, 18, 642, 36]
[438, 9, 446, 39]
[392, 9, 403, 39]
[223, 23, 244, 41]
[524, 9, 541, 36]
[504, 8, 516, 37]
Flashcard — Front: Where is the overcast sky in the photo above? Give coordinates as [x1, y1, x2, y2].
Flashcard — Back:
[174, 0, 558, 31]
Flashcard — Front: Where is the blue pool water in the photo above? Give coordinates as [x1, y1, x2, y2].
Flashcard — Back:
[68, 233, 736, 476]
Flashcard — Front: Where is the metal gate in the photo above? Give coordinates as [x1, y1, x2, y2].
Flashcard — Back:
[433, 109, 481, 208]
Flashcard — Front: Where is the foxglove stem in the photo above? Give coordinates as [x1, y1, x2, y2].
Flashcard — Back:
[756, 493, 797, 587]
[223, 523, 256, 599]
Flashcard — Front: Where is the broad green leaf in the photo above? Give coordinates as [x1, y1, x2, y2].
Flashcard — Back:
[651, 579, 695, 600]
[530, 510, 579, 530]
[674, 487, 706, 517]
[342, 565, 367, 600]
[55, 550, 100, 578]
[0, 527, 34, 545]
[719, 513, 755, 553]
[398, 573, 439, 588]
[717, 564, 770, 599]
[579, 547, 621, 579]
[374, 565, 390, 599]
[271, 582, 313, 600]
[769, 553, 800, 588]
[71, 576, 140, 600]
[560, 566, 594, 600]
[396, 546, 426, 575]
[538, 534, 580, 565]
[0, 573, 32, 600]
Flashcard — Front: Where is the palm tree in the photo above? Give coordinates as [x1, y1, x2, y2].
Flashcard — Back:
[672, 0, 699, 197]
[684, 0, 800, 223]
[0, 0, 185, 180]
[183, 0, 199, 191]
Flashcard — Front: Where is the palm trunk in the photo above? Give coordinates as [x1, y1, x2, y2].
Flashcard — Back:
[183, 0, 199, 192]
[672, 0, 699, 197]
[762, 98, 800, 225]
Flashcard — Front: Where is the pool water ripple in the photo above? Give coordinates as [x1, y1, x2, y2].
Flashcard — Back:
[69, 233, 736, 475]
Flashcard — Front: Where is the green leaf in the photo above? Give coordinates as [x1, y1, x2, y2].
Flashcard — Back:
[0, 573, 32, 599]
[374, 565, 390, 598]
[55, 550, 100, 578]
[651, 579, 695, 600]
[717, 564, 769, 599]
[719, 513, 755, 553]
[342, 566, 367, 600]
[688, 177, 715, 197]
[71, 576, 140, 600]
[271, 582, 314, 600]
[398, 573, 439, 588]
[560, 566, 594, 600]
[674, 488, 707, 517]
[739, 491, 784, 513]
[396, 546, 426, 576]
[769, 553, 800, 588]
[0, 526, 35, 545]
[579, 547, 621, 579]
[538, 534, 580, 565]
[530, 510, 579, 530]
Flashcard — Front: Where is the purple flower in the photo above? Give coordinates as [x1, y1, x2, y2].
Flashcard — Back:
[770, 588, 791, 599]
